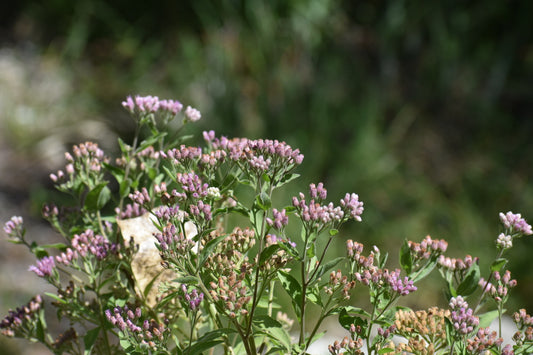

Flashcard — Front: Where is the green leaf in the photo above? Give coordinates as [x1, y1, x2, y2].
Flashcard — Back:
[255, 192, 272, 211]
[399, 239, 412, 274]
[490, 258, 508, 272]
[40, 243, 68, 251]
[278, 270, 303, 319]
[172, 276, 199, 285]
[338, 308, 368, 332]
[119, 180, 131, 199]
[329, 228, 339, 236]
[411, 255, 438, 283]
[83, 327, 101, 354]
[456, 263, 480, 297]
[254, 316, 291, 352]
[275, 173, 300, 189]
[184, 329, 235, 355]
[259, 244, 282, 266]
[102, 162, 125, 184]
[378, 348, 395, 354]
[478, 310, 501, 328]
[85, 183, 111, 211]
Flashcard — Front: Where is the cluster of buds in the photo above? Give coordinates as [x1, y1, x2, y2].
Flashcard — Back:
[437, 254, 479, 282]
[29, 256, 56, 278]
[203, 228, 255, 274]
[0, 295, 42, 337]
[55, 229, 118, 267]
[50, 142, 108, 184]
[407, 235, 448, 260]
[327, 337, 364, 355]
[262, 234, 294, 270]
[479, 270, 517, 303]
[116, 202, 147, 220]
[180, 284, 204, 311]
[496, 233, 513, 250]
[466, 327, 504, 354]
[324, 270, 355, 299]
[354, 267, 416, 296]
[129, 187, 152, 208]
[122, 95, 183, 116]
[3, 216, 24, 240]
[184, 106, 201, 122]
[266, 208, 289, 230]
[328, 323, 364, 355]
[154, 223, 195, 256]
[393, 307, 450, 350]
[209, 271, 251, 318]
[499, 211, 533, 236]
[105, 305, 168, 350]
[161, 145, 202, 170]
[205, 134, 304, 180]
[512, 309, 533, 348]
[449, 296, 479, 335]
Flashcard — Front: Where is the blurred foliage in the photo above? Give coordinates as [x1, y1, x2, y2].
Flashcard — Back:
[2, 0, 533, 314]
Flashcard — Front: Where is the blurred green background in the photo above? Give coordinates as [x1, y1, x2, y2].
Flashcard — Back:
[1, 0, 533, 352]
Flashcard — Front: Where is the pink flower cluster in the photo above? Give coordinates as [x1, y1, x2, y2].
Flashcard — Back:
[55, 229, 118, 267]
[437, 254, 478, 271]
[122, 95, 183, 116]
[29, 256, 55, 277]
[479, 270, 517, 303]
[355, 268, 417, 296]
[449, 296, 479, 335]
[3, 216, 23, 238]
[203, 132, 304, 175]
[499, 211, 533, 235]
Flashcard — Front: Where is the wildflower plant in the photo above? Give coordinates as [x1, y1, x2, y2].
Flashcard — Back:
[2, 95, 533, 354]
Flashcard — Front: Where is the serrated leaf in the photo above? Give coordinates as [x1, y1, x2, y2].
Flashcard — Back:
[411, 255, 438, 283]
[275, 173, 300, 189]
[255, 192, 272, 211]
[184, 329, 234, 355]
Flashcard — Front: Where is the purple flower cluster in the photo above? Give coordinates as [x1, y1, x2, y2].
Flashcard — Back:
[499, 211, 533, 235]
[29, 256, 55, 277]
[105, 305, 168, 349]
[154, 223, 195, 254]
[3, 216, 23, 238]
[0, 295, 42, 337]
[449, 296, 479, 335]
[181, 284, 204, 311]
[55, 229, 118, 266]
[122, 95, 183, 116]
[129, 187, 152, 207]
[354, 268, 417, 296]
[266, 208, 289, 229]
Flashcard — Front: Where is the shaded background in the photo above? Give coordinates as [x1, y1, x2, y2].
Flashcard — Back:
[1, 0, 532, 353]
